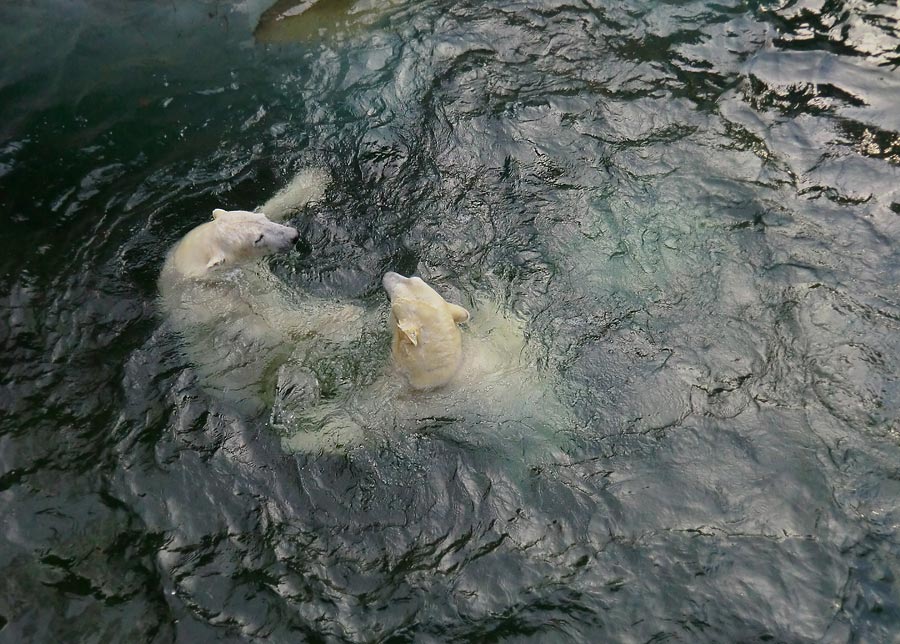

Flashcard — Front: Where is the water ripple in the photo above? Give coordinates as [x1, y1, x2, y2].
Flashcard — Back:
[2, 0, 900, 641]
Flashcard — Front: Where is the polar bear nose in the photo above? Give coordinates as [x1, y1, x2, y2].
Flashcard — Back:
[382, 271, 406, 295]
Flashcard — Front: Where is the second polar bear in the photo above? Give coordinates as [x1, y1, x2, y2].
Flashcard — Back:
[279, 272, 578, 461]
[160, 166, 329, 283]
[159, 168, 365, 415]
[382, 271, 471, 390]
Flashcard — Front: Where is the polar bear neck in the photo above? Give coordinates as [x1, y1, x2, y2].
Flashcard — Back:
[164, 222, 223, 279]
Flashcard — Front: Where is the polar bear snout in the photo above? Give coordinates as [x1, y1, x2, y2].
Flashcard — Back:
[242, 219, 300, 254]
[284, 226, 301, 248]
[382, 271, 405, 296]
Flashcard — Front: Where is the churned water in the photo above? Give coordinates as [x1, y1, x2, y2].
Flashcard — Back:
[2, 0, 900, 641]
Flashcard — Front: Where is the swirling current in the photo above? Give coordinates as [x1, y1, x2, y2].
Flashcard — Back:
[1, 1, 900, 641]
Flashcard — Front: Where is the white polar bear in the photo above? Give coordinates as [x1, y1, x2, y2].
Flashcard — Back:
[279, 273, 578, 462]
[382, 271, 471, 390]
[161, 208, 299, 280]
[159, 168, 365, 415]
[160, 165, 329, 283]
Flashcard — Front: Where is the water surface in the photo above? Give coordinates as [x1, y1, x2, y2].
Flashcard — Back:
[1, 0, 900, 641]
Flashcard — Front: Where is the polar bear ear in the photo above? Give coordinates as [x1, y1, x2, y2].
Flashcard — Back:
[396, 319, 419, 346]
[446, 303, 470, 324]
[391, 302, 420, 346]
[206, 253, 226, 269]
[212, 208, 228, 220]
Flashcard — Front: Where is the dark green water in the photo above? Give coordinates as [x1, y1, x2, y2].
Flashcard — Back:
[2, 0, 900, 641]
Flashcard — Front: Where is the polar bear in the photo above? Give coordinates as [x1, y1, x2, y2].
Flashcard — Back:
[160, 166, 329, 283]
[382, 271, 471, 390]
[159, 168, 365, 415]
[278, 273, 578, 462]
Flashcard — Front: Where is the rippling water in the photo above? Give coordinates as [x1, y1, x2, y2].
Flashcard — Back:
[2, 0, 900, 641]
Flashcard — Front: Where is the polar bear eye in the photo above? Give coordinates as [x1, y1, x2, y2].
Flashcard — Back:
[254, 233, 265, 245]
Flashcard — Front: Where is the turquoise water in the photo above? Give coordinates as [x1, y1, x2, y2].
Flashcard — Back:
[2, 0, 900, 641]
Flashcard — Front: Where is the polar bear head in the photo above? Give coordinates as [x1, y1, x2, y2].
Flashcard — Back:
[382, 272, 470, 390]
[168, 208, 300, 279]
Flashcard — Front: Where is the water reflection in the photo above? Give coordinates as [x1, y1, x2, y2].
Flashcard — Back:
[255, 0, 402, 43]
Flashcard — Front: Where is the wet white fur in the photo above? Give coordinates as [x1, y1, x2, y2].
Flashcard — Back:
[382, 272, 470, 390]
[280, 276, 576, 459]
[158, 168, 364, 414]
[161, 166, 330, 281]
[163, 208, 299, 280]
